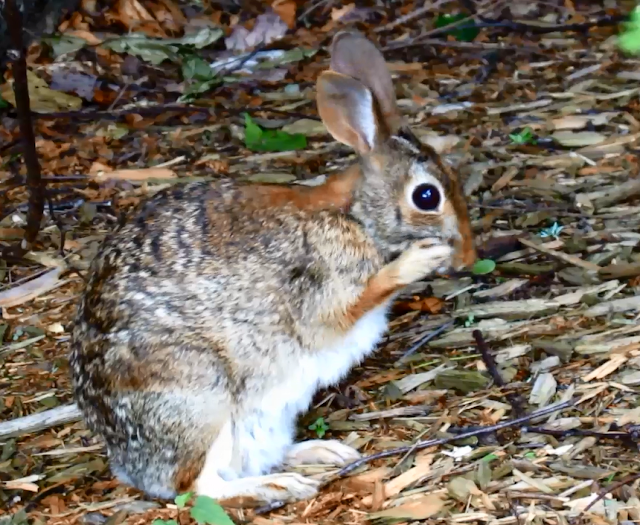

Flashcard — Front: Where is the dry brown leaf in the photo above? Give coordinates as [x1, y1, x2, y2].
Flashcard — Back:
[331, 4, 355, 21]
[272, 0, 297, 29]
[368, 494, 444, 520]
[403, 297, 444, 313]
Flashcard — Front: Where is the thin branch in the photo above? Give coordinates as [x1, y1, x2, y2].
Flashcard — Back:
[254, 400, 573, 515]
[398, 320, 454, 363]
[473, 329, 526, 417]
[375, 0, 454, 33]
[29, 104, 320, 122]
[2, 0, 46, 258]
[582, 472, 640, 514]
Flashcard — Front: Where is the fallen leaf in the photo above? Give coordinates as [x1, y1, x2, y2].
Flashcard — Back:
[403, 297, 444, 313]
[91, 167, 177, 181]
[225, 11, 288, 52]
[0, 267, 64, 308]
[368, 494, 444, 520]
[280, 119, 327, 137]
[552, 131, 607, 147]
[0, 70, 82, 113]
[272, 0, 297, 29]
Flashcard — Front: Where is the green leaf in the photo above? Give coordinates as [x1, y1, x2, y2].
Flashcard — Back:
[243, 113, 307, 152]
[509, 127, 536, 145]
[434, 13, 479, 42]
[472, 259, 496, 275]
[619, 6, 640, 54]
[0, 92, 8, 109]
[175, 491, 193, 508]
[182, 56, 216, 81]
[43, 35, 88, 58]
[152, 520, 178, 525]
[244, 113, 264, 145]
[190, 496, 235, 525]
[102, 35, 180, 65]
[308, 417, 329, 438]
[257, 47, 317, 69]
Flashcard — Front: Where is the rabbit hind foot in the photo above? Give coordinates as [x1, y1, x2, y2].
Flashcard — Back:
[285, 439, 361, 467]
[195, 470, 319, 505]
[192, 420, 319, 505]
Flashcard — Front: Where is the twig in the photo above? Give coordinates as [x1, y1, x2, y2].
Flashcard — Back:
[582, 472, 640, 514]
[0, 403, 82, 440]
[473, 329, 526, 417]
[254, 400, 573, 513]
[384, 38, 539, 52]
[330, 400, 572, 479]
[518, 237, 601, 272]
[2, 0, 46, 258]
[375, 0, 453, 33]
[524, 426, 637, 442]
[398, 320, 454, 363]
[30, 105, 320, 122]
[475, 14, 627, 36]
[296, 0, 332, 24]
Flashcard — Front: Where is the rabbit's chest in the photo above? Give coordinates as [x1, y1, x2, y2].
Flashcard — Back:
[264, 302, 391, 418]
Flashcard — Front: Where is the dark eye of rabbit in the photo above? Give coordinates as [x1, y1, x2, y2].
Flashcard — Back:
[411, 183, 441, 211]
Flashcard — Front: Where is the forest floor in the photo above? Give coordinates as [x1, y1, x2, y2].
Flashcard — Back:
[1, 0, 640, 524]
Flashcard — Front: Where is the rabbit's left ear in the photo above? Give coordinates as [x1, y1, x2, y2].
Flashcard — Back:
[329, 30, 402, 135]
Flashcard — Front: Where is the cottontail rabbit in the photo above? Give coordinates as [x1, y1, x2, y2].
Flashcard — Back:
[70, 30, 476, 506]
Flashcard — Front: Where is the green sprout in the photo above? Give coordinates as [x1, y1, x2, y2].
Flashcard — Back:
[308, 417, 330, 438]
[509, 127, 537, 145]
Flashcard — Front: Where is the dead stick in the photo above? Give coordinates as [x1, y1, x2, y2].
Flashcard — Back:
[2, 0, 45, 257]
[582, 472, 640, 514]
[332, 400, 572, 478]
[254, 400, 573, 515]
[518, 237, 601, 272]
[472, 329, 525, 417]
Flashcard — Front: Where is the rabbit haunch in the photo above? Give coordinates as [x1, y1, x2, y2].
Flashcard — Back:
[70, 30, 476, 506]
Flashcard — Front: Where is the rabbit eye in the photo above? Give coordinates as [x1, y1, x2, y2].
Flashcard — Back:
[411, 183, 441, 212]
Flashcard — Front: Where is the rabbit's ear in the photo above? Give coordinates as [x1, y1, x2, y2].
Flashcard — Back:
[316, 70, 379, 154]
[329, 31, 401, 134]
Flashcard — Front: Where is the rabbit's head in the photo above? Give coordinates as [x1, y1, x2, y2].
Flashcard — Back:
[316, 31, 476, 271]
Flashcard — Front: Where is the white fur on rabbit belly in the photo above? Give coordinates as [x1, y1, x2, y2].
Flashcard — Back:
[253, 302, 390, 467]
[199, 302, 392, 487]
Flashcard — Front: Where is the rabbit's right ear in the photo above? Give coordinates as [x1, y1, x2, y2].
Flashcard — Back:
[316, 70, 379, 155]
[330, 31, 401, 134]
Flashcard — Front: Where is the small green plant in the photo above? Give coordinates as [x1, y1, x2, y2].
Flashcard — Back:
[175, 491, 193, 508]
[308, 417, 330, 438]
[190, 495, 235, 525]
[160, 492, 234, 525]
[619, 6, 640, 54]
[539, 222, 564, 240]
[434, 13, 480, 42]
[509, 127, 537, 145]
[464, 314, 475, 328]
[472, 259, 496, 275]
[243, 113, 307, 152]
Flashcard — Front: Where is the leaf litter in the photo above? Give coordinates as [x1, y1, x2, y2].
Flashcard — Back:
[1, 0, 640, 524]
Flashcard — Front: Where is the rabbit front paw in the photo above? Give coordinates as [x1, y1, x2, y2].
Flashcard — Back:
[393, 241, 454, 286]
[285, 439, 361, 466]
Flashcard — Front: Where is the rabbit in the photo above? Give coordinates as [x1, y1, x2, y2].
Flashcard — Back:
[69, 30, 476, 506]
